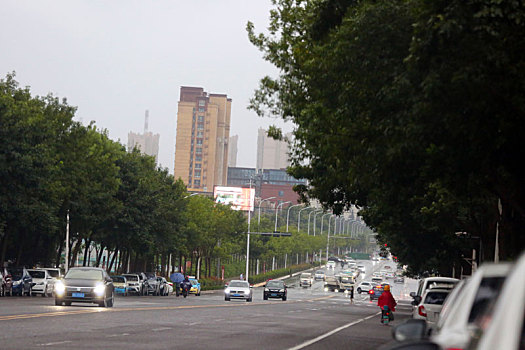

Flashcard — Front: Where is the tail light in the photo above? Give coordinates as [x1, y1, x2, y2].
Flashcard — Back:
[418, 305, 427, 317]
[369, 289, 374, 294]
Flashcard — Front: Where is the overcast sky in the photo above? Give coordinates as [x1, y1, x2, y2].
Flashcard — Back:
[0, 0, 292, 171]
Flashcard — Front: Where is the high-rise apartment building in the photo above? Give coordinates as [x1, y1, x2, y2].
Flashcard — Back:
[127, 110, 160, 162]
[228, 135, 238, 167]
[256, 128, 292, 171]
[174, 86, 231, 192]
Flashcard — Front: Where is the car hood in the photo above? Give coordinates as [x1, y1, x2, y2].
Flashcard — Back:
[63, 279, 104, 287]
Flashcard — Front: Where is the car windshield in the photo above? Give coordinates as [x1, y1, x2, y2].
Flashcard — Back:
[191, 280, 198, 285]
[29, 271, 45, 279]
[424, 291, 449, 305]
[112, 276, 125, 283]
[301, 273, 311, 278]
[266, 281, 284, 288]
[341, 277, 353, 283]
[65, 269, 103, 280]
[46, 270, 59, 278]
[468, 276, 507, 323]
[9, 269, 23, 279]
[316, 270, 324, 274]
[229, 281, 248, 288]
[124, 275, 138, 281]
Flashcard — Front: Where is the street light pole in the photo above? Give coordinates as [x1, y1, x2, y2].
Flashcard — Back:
[258, 196, 276, 231]
[321, 213, 331, 234]
[297, 206, 311, 233]
[245, 179, 253, 282]
[286, 204, 303, 232]
[308, 209, 321, 235]
[313, 211, 323, 236]
[275, 201, 292, 232]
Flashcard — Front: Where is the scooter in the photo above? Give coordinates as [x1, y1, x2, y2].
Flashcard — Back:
[381, 305, 392, 325]
[181, 283, 190, 298]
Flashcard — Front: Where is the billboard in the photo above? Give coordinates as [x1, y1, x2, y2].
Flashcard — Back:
[214, 186, 255, 211]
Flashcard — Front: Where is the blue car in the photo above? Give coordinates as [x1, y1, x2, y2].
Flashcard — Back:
[189, 277, 201, 296]
[8, 267, 33, 296]
[111, 275, 128, 296]
[369, 285, 384, 300]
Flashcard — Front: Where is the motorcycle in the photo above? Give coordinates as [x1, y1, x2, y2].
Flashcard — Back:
[381, 305, 392, 325]
[180, 282, 191, 298]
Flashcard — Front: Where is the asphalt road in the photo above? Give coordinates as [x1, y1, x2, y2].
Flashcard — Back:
[0, 260, 416, 349]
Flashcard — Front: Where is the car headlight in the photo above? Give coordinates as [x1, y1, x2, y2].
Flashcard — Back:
[94, 283, 105, 297]
[279, 289, 285, 293]
[13, 280, 21, 286]
[54, 281, 65, 295]
[224, 288, 230, 294]
[264, 288, 269, 292]
[244, 290, 250, 295]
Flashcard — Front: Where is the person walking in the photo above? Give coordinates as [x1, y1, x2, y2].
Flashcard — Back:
[349, 285, 355, 304]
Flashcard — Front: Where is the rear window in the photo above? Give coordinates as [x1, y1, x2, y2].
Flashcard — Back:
[316, 270, 324, 274]
[301, 273, 311, 278]
[424, 291, 449, 305]
[112, 276, 125, 282]
[229, 281, 249, 288]
[124, 275, 138, 281]
[29, 271, 45, 279]
[267, 281, 284, 288]
[468, 276, 506, 323]
[46, 270, 59, 278]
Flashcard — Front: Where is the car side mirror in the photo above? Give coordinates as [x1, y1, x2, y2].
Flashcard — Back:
[392, 320, 427, 342]
[409, 292, 416, 298]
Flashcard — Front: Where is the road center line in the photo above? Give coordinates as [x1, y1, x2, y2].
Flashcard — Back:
[286, 312, 381, 350]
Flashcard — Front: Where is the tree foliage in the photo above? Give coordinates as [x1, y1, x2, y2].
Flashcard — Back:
[248, 0, 525, 274]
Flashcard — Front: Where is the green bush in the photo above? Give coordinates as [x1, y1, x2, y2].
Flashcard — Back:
[199, 276, 226, 291]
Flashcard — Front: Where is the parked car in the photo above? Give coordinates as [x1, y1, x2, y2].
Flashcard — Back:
[470, 251, 525, 350]
[54, 267, 114, 307]
[143, 273, 161, 296]
[300, 272, 313, 287]
[356, 281, 375, 294]
[27, 269, 54, 297]
[314, 270, 325, 280]
[189, 277, 201, 296]
[156, 277, 169, 296]
[224, 280, 252, 302]
[1, 268, 12, 296]
[413, 288, 452, 332]
[8, 267, 33, 296]
[122, 273, 143, 295]
[410, 276, 459, 311]
[263, 279, 287, 301]
[111, 275, 128, 295]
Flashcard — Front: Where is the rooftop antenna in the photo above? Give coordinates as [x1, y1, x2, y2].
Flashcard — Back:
[144, 109, 149, 133]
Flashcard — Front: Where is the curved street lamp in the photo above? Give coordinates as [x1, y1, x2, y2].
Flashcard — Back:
[275, 201, 292, 232]
[320, 213, 331, 234]
[313, 210, 324, 236]
[297, 206, 312, 233]
[308, 209, 322, 235]
[286, 204, 303, 232]
[258, 196, 276, 231]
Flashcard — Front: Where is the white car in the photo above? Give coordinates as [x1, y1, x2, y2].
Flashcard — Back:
[327, 261, 336, 269]
[300, 273, 313, 287]
[371, 276, 383, 284]
[356, 281, 374, 294]
[314, 270, 325, 280]
[473, 252, 525, 350]
[27, 269, 54, 297]
[357, 265, 366, 273]
[224, 280, 252, 302]
[414, 288, 451, 332]
[410, 276, 459, 318]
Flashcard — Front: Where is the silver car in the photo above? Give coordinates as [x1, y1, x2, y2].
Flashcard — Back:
[224, 280, 252, 302]
[27, 269, 54, 297]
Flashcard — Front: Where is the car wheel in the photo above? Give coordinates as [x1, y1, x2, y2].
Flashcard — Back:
[107, 293, 114, 307]
[357, 288, 361, 294]
[263, 295, 268, 300]
[225, 297, 230, 301]
[55, 299, 63, 306]
[282, 296, 287, 301]
[196, 292, 200, 296]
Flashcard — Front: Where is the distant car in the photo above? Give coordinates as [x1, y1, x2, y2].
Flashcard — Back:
[314, 270, 325, 280]
[8, 267, 33, 296]
[143, 273, 161, 296]
[189, 277, 201, 296]
[385, 271, 395, 279]
[324, 276, 342, 292]
[27, 269, 54, 297]
[356, 281, 374, 294]
[156, 277, 170, 296]
[327, 261, 336, 269]
[339, 275, 355, 291]
[122, 274, 142, 295]
[414, 288, 451, 332]
[357, 265, 366, 273]
[111, 275, 128, 296]
[300, 273, 313, 287]
[224, 280, 252, 302]
[371, 276, 383, 284]
[54, 267, 115, 307]
[369, 285, 384, 300]
[394, 275, 405, 283]
[263, 279, 287, 301]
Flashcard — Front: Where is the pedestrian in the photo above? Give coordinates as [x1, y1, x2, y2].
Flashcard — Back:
[240, 273, 244, 280]
[349, 285, 354, 304]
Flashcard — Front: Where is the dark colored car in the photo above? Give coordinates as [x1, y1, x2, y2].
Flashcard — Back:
[143, 273, 160, 296]
[263, 280, 287, 301]
[8, 267, 33, 296]
[369, 285, 384, 300]
[54, 267, 115, 307]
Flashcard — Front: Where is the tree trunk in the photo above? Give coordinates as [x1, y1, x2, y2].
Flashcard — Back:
[108, 247, 118, 272]
[82, 239, 91, 266]
[95, 245, 105, 267]
[0, 230, 8, 269]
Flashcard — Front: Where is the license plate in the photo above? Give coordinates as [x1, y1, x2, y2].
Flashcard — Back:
[72, 292, 84, 298]
[233, 294, 240, 297]
[271, 293, 277, 296]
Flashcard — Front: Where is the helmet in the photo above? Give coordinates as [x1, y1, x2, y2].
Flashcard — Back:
[383, 284, 390, 291]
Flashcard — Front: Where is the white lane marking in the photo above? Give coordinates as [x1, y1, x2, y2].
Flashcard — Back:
[214, 318, 225, 322]
[152, 327, 172, 332]
[39, 341, 72, 346]
[188, 322, 199, 326]
[287, 312, 380, 350]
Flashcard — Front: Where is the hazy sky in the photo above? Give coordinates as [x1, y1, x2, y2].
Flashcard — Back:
[0, 0, 292, 171]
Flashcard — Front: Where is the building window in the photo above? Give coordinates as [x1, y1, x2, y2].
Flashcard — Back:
[198, 115, 204, 122]
[196, 147, 202, 154]
[194, 170, 201, 178]
[195, 155, 202, 162]
[195, 163, 201, 169]
[197, 123, 204, 131]
[198, 107, 205, 112]
[278, 191, 284, 197]
[196, 139, 203, 145]
[197, 131, 203, 137]
[194, 180, 201, 186]
[198, 100, 205, 107]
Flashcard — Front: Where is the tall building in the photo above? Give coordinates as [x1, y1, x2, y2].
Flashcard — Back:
[228, 135, 238, 167]
[256, 128, 292, 171]
[174, 86, 231, 192]
[127, 110, 160, 162]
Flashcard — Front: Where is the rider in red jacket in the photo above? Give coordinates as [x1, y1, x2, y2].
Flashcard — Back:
[378, 284, 397, 312]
